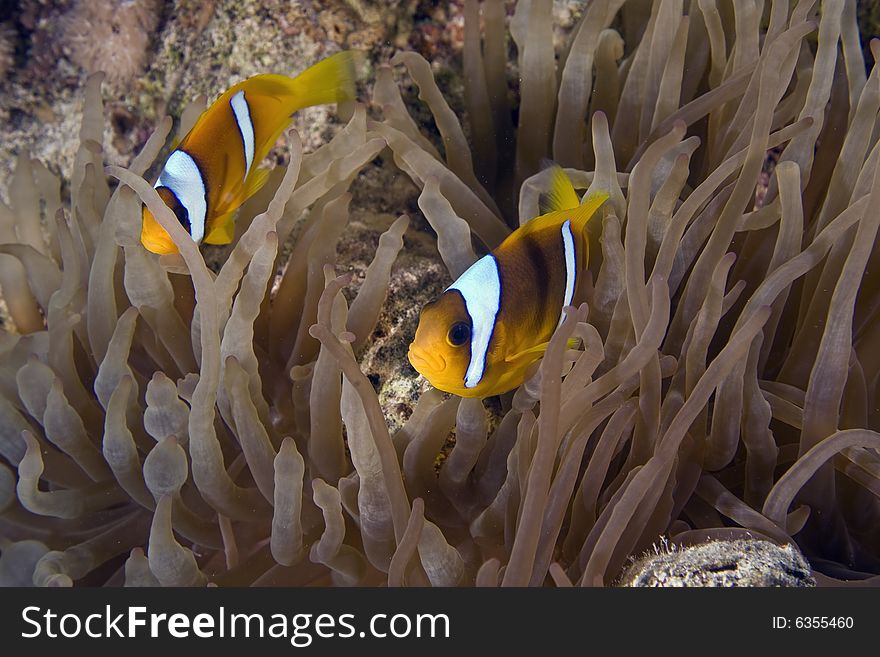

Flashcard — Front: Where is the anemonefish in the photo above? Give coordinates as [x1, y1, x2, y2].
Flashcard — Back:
[140, 50, 358, 254]
[408, 166, 609, 398]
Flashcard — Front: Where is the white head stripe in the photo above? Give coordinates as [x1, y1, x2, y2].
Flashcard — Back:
[156, 150, 208, 244]
[230, 90, 255, 179]
[560, 219, 576, 326]
[447, 255, 501, 388]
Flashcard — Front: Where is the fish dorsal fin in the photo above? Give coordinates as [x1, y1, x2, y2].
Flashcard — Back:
[570, 189, 610, 233]
[516, 188, 609, 240]
[538, 164, 580, 214]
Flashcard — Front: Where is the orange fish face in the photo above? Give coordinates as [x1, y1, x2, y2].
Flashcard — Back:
[408, 291, 474, 395]
[141, 187, 188, 255]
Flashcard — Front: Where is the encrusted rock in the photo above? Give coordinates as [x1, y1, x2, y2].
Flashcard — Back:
[619, 539, 816, 588]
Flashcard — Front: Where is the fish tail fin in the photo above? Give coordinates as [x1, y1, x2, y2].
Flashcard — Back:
[538, 161, 580, 214]
[286, 50, 360, 112]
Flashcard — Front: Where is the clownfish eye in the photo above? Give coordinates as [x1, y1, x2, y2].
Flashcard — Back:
[447, 322, 470, 347]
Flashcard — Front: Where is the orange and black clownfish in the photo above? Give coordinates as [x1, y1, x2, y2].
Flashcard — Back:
[408, 166, 609, 398]
[141, 51, 358, 254]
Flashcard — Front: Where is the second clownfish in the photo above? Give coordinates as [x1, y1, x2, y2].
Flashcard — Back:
[141, 51, 358, 254]
[408, 166, 609, 398]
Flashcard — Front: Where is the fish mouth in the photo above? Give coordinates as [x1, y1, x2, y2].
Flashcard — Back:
[407, 344, 446, 374]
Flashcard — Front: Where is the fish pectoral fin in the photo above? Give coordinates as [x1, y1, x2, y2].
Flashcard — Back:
[241, 167, 272, 204]
[203, 212, 236, 245]
[504, 338, 581, 364]
[204, 168, 271, 245]
[504, 342, 552, 364]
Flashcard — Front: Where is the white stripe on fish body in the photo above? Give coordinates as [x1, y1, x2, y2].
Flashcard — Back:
[155, 149, 208, 244]
[560, 219, 576, 326]
[447, 254, 501, 389]
[230, 90, 255, 179]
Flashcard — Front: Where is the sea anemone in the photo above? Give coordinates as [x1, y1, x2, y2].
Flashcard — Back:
[1, 0, 879, 587]
[62, 0, 161, 85]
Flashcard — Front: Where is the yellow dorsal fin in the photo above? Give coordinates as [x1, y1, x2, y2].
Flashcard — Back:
[571, 189, 610, 233]
[538, 164, 580, 214]
[517, 188, 609, 240]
